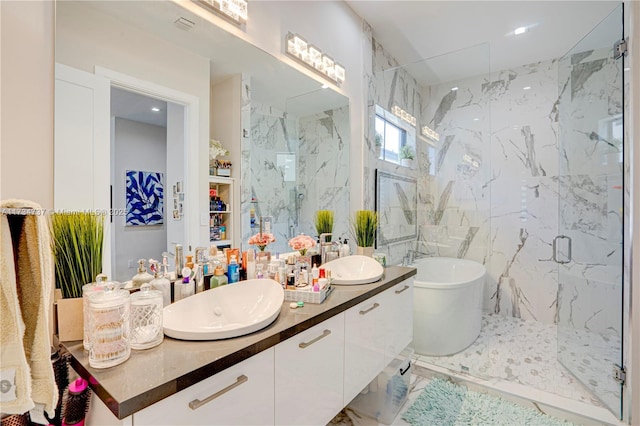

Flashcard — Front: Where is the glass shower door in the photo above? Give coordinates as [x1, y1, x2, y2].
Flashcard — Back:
[556, 4, 624, 418]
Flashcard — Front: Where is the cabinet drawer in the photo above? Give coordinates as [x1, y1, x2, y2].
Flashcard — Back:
[275, 313, 345, 425]
[134, 348, 274, 425]
[383, 278, 414, 364]
[344, 295, 385, 405]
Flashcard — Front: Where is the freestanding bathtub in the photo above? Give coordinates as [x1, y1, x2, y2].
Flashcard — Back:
[412, 257, 486, 356]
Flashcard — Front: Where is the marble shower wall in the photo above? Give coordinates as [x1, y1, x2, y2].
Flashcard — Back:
[366, 38, 621, 328]
[365, 37, 427, 266]
[298, 106, 351, 243]
[243, 91, 350, 254]
[242, 99, 299, 254]
[556, 47, 622, 337]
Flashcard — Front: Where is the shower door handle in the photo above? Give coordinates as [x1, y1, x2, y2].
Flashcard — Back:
[552, 235, 572, 264]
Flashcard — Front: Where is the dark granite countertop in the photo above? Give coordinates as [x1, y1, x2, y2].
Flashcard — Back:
[61, 265, 416, 419]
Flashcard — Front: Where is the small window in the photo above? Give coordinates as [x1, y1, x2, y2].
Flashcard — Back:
[375, 114, 407, 165]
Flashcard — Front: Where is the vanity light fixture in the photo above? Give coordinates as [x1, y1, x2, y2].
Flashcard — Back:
[391, 105, 416, 127]
[421, 125, 440, 142]
[196, 0, 248, 25]
[285, 32, 346, 85]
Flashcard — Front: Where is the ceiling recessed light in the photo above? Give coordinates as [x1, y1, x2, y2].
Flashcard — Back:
[523, 86, 531, 90]
[151, 107, 161, 112]
[514, 26, 527, 35]
[473, 118, 480, 121]
[321, 84, 329, 89]
[451, 87, 459, 91]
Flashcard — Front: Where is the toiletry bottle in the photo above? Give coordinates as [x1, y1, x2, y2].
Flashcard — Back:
[180, 266, 195, 299]
[175, 244, 184, 278]
[149, 260, 171, 307]
[246, 249, 256, 280]
[256, 263, 264, 279]
[227, 255, 239, 283]
[211, 265, 228, 288]
[185, 255, 194, 270]
[278, 261, 286, 288]
[311, 264, 319, 287]
[132, 259, 154, 287]
[341, 239, 351, 257]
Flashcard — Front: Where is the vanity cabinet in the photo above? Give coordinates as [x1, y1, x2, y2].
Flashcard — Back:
[383, 278, 414, 364]
[135, 348, 274, 425]
[208, 176, 234, 248]
[343, 278, 414, 405]
[344, 294, 386, 405]
[274, 313, 345, 425]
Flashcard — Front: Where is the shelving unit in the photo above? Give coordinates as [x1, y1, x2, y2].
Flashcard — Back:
[209, 176, 234, 248]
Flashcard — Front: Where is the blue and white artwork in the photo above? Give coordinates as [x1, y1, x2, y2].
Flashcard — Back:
[125, 170, 164, 226]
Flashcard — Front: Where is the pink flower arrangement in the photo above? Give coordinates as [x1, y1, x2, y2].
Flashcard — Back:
[248, 232, 276, 251]
[288, 234, 317, 256]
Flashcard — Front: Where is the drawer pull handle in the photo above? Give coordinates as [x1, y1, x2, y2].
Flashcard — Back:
[395, 285, 410, 294]
[189, 375, 248, 410]
[359, 302, 380, 315]
[299, 329, 331, 348]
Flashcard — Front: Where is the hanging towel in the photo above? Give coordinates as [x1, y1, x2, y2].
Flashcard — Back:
[0, 200, 57, 417]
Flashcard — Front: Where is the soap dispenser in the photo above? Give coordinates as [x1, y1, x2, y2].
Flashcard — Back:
[341, 239, 351, 257]
[132, 259, 154, 287]
[148, 259, 171, 307]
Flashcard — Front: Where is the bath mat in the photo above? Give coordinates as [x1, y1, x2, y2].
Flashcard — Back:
[402, 378, 574, 426]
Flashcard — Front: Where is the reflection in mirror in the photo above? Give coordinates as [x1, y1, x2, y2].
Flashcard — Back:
[369, 43, 490, 266]
[241, 87, 350, 254]
[54, 0, 350, 279]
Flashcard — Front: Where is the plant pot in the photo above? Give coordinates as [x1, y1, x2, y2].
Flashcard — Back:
[54, 289, 84, 342]
[356, 246, 375, 257]
[375, 146, 382, 158]
[401, 158, 413, 167]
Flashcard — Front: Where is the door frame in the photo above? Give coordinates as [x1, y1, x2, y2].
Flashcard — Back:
[95, 66, 200, 264]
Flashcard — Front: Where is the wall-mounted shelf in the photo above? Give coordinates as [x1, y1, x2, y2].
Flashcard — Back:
[209, 176, 234, 246]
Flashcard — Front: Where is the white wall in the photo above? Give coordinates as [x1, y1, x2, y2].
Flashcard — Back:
[0, 0, 54, 207]
[166, 103, 186, 252]
[112, 118, 167, 282]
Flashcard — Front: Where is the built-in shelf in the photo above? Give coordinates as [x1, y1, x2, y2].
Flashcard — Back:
[209, 176, 234, 247]
[209, 210, 232, 214]
[210, 239, 231, 246]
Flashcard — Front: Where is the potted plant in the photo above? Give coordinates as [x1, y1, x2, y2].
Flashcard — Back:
[374, 132, 383, 158]
[50, 211, 105, 341]
[351, 210, 378, 257]
[209, 138, 229, 175]
[400, 144, 415, 167]
[315, 210, 334, 241]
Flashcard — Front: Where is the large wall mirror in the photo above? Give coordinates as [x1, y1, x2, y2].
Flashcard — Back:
[55, 0, 350, 281]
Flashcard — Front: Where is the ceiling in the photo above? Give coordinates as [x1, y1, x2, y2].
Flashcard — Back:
[111, 88, 168, 128]
[347, 1, 620, 83]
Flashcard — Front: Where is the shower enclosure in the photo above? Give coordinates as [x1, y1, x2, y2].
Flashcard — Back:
[369, 2, 626, 420]
[556, 4, 625, 417]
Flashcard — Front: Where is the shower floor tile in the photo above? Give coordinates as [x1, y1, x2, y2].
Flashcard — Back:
[414, 313, 620, 408]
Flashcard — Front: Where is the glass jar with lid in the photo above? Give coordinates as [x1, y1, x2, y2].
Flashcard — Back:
[82, 274, 119, 351]
[129, 284, 164, 350]
[88, 283, 130, 369]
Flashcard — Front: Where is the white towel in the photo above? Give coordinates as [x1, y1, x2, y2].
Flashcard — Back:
[0, 200, 57, 417]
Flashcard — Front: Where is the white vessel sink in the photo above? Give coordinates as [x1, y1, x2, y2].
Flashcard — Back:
[322, 255, 384, 285]
[163, 279, 284, 340]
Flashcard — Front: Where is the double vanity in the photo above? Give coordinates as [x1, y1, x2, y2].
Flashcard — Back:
[62, 265, 416, 425]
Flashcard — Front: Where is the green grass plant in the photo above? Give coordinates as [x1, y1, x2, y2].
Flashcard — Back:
[50, 212, 104, 298]
[315, 210, 334, 239]
[352, 210, 377, 247]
